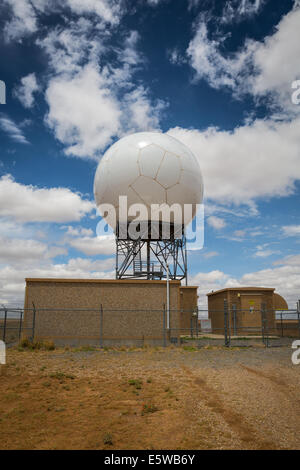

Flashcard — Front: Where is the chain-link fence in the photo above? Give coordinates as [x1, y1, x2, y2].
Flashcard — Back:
[0, 308, 29, 345]
[0, 306, 169, 347]
[1, 303, 300, 348]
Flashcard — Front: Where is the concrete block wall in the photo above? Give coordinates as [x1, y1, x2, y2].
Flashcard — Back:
[23, 278, 198, 346]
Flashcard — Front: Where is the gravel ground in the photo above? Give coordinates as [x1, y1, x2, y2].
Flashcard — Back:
[0, 344, 299, 450]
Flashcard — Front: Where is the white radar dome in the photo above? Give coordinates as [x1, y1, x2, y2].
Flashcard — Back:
[94, 132, 203, 227]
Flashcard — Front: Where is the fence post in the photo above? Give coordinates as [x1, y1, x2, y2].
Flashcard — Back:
[3, 309, 7, 343]
[31, 303, 36, 342]
[297, 300, 300, 338]
[190, 315, 194, 339]
[232, 304, 237, 336]
[163, 304, 166, 347]
[280, 312, 283, 337]
[224, 300, 230, 347]
[100, 304, 103, 348]
[18, 310, 23, 341]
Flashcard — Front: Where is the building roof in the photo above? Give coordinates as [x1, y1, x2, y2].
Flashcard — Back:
[25, 278, 181, 285]
[273, 293, 288, 310]
[207, 286, 275, 296]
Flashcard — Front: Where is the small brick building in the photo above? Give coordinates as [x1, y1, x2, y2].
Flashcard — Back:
[207, 287, 279, 335]
[24, 278, 198, 346]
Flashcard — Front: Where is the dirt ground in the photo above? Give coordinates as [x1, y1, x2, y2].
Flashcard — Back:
[0, 345, 299, 450]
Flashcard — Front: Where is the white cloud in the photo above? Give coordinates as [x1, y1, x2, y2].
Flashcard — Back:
[65, 0, 121, 25]
[187, 20, 253, 90]
[167, 48, 183, 65]
[3, 0, 123, 42]
[45, 64, 122, 159]
[38, 15, 166, 159]
[0, 174, 94, 222]
[207, 216, 226, 230]
[37, 18, 104, 77]
[239, 265, 300, 307]
[203, 251, 219, 259]
[186, 5, 300, 112]
[251, 7, 300, 104]
[69, 234, 115, 255]
[167, 116, 300, 207]
[282, 225, 300, 237]
[123, 86, 166, 133]
[40, 18, 167, 159]
[62, 225, 94, 237]
[0, 114, 29, 144]
[221, 0, 264, 23]
[3, 0, 38, 41]
[254, 248, 279, 258]
[191, 263, 300, 308]
[45, 59, 166, 160]
[0, 236, 66, 264]
[147, 0, 163, 5]
[233, 230, 246, 238]
[273, 254, 300, 266]
[0, 258, 115, 306]
[14, 73, 39, 108]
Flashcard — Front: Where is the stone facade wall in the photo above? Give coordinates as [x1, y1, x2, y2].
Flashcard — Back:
[23, 279, 193, 346]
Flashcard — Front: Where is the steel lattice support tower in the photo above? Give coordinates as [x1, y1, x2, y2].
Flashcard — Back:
[115, 222, 188, 282]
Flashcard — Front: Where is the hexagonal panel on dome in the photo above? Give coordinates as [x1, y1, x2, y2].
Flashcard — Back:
[94, 158, 109, 203]
[110, 145, 140, 186]
[156, 152, 181, 188]
[120, 132, 155, 151]
[166, 182, 197, 225]
[150, 133, 188, 157]
[138, 144, 165, 178]
[131, 175, 166, 206]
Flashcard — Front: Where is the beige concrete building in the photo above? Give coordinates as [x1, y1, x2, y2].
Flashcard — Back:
[207, 287, 281, 335]
[24, 278, 198, 346]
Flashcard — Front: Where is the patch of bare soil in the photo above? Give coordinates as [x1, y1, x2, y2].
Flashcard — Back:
[0, 346, 299, 449]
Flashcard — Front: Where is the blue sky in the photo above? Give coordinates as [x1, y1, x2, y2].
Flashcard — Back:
[0, 0, 300, 307]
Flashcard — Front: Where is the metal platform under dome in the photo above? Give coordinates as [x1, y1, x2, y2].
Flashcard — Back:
[115, 222, 188, 282]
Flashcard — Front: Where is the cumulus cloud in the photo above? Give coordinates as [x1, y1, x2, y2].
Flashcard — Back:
[273, 254, 300, 266]
[187, 5, 300, 112]
[207, 216, 226, 230]
[221, 0, 264, 23]
[65, 0, 121, 24]
[0, 174, 94, 222]
[69, 234, 115, 255]
[187, 20, 254, 90]
[40, 20, 166, 159]
[0, 257, 115, 305]
[239, 265, 300, 307]
[123, 86, 166, 134]
[0, 236, 66, 264]
[45, 64, 122, 159]
[282, 225, 300, 237]
[191, 263, 300, 308]
[254, 247, 280, 258]
[0, 114, 29, 144]
[3, 0, 39, 41]
[61, 225, 94, 237]
[13, 73, 39, 108]
[44, 64, 166, 158]
[2, 0, 123, 42]
[37, 18, 104, 76]
[168, 116, 300, 207]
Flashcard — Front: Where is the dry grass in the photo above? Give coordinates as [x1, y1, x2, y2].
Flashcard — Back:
[0, 345, 299, 450]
